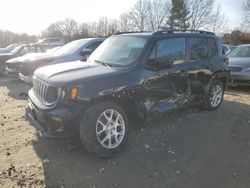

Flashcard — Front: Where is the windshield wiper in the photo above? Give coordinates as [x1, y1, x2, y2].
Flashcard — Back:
[94, 60, 111, 67]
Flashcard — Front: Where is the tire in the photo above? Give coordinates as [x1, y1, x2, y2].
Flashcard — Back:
[80, 101, 129, 157]
[202, 80, 224, 111]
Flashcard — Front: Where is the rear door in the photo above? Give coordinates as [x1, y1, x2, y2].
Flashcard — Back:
[186, 37, 217, 95]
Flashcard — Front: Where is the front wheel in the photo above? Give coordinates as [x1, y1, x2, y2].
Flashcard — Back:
[202, 80, 224, 111]
[80, 102, 129, 157]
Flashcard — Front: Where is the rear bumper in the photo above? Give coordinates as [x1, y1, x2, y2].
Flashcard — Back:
[228, 72, 250, 86]
[27, 93, 80, 139]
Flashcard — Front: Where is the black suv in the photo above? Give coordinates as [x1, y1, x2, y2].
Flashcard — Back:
[28, 30, 229, 156]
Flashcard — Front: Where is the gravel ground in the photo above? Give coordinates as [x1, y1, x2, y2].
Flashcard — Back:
[0, 76, 250, 188]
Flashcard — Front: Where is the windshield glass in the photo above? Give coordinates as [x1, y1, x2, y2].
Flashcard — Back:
[228, 46, 250, 57]
[54, 39, 89, 55]
[88, 36, 147, 67]
[10, 46, 23, 54]
[5, 44, 16, 50]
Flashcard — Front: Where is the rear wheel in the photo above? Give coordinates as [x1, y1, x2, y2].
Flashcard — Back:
[202, 80, 224, 111]
[80, 102, 129, 157]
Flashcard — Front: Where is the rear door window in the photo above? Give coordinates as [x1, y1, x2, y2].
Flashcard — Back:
[188, 38, 209, 61]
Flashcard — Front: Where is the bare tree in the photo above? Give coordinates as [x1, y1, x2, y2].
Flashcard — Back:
[42, 18, 79, 42]
[146, 0, 171, 31]
[97, 17, 109, 36]
[42, 21, 64, 38]
[0, 29, 36, 47]
[241, 0, 250, 31]
[129, 0, 150, 31]
[188, 0, 216, 30]
[86, 22, 98, 37]
[118, 13, 134, 32]
[107, 19, 118, 35]
[62, 18, 79, 42]
[210, 4, 227, 33]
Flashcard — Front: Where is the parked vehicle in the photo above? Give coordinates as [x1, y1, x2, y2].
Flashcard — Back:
[18, 38, 104, 83]
[228, 44, 250, 86]
[0, 44, 19, 54]
[0, 44, 55, 76]
[28, 30, 229, 156]
[36, 38, 64, 46]
[45, 46, 61, 53]
[4, 53, 45, 76]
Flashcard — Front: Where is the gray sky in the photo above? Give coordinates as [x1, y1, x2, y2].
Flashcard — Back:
[220, 0, 244, 29]
[0, 0, 245, 34]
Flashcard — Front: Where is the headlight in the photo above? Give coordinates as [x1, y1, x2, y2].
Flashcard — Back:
[242, 67, 250, 72]
[57, 88, 62, 96]
[70, 87, 78, 100]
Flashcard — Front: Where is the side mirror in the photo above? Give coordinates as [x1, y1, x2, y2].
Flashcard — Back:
[158, 59, 173, 68]
[146, 59, 159, 71]
[80, 48, 93, 57]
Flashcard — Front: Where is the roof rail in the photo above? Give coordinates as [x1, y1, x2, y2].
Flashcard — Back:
[114, 31, 151, 35]
[153, 29, 215, 36]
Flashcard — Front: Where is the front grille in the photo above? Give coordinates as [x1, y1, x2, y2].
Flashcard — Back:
[33, 77, 58, 104]
[229, 66, 243, 72]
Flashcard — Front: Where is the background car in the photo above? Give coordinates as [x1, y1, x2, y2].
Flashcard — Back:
[0, 44, 19, 54]
[0, 44, 55, 75]
[35, 38, 65, 46]
[3, 46, 62, 76]
[18, 38, 105, 83]
[228, 44, 250, 86]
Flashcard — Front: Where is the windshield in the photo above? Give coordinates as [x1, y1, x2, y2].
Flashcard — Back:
[5, 44, 16, 50]
[54, 39, 89, 55]
[228, 46, 250, 57]
[88, 36, 147, 67]
[10, 46, 23, 54]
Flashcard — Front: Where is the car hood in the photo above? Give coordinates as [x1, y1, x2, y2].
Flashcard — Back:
[22, 53, 67, 64]
[35, 61, 123, 87]
[0, 53, 13, 62]
[6, 53, 45, 64]
[228, 57, 250, 67]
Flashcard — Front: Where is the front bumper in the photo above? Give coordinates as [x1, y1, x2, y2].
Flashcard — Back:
[28, 91, 80, 139]
[19, 73, 33, 84]
[228, 72, 250, 86]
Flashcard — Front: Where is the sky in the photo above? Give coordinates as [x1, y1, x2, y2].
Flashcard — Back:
[0, 0, 245, 35]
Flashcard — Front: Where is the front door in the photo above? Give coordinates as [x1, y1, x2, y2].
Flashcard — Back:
[142, 37, 190, 113]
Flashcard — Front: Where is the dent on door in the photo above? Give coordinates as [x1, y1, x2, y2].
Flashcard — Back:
[143, 65, 191, 114]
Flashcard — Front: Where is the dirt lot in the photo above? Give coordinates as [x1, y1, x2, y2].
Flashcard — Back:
[0, 76, 250, 188]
